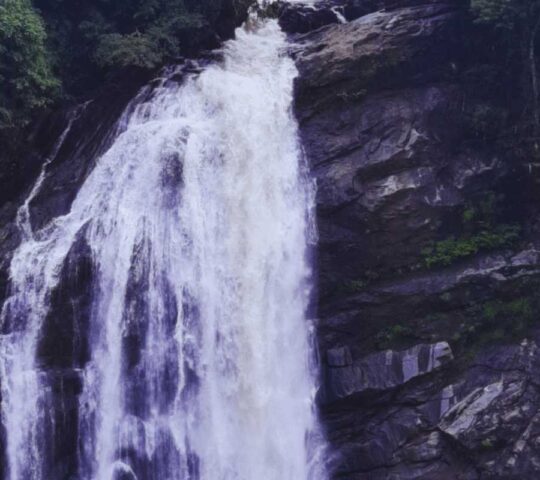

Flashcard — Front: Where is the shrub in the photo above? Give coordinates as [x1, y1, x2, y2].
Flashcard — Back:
[0, 0, 59, 128]
[94, 32, 162, 69]
[422, 224, 521, 268]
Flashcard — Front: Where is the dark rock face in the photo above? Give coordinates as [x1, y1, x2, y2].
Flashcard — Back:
[321, 336, 540, 479]
[29, 68, 156, 232]
[0, 67, 153, 309]
[0, 59, 209, 309]
[294, 2, 472, 288]
[37, 226, 94, 369]
[278, 1, 348, 34]
[30, 229, 93, 479]
[322, 341, 453, 403]
[215, 0, 255, 39]
[439, 340, 540, 480]
[292, 0, 540, 478]
[278, 0, 424, 34]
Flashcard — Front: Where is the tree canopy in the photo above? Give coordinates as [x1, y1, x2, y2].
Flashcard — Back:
[0, 0, 245, 131]
[471, 0, 540, 143]
[0, 0, 59, 129]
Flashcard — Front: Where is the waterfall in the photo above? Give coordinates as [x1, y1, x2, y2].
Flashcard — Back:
[0, 12, 325, 480]
[16, 104, 86, 242]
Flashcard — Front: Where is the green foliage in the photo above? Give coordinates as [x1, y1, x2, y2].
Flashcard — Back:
[0, 0, 251, 130]
[484, 298, 536, 338]
[462, 207, 476, 223]
[34, 0, 222, 89]
[471, 0, 540, 29]
[422, 191, 522, 268]
[465, 103, 508, 139]
[94, 32, 162, 68]
[453, 295, 538, 356]
[376, 324, 414, 349]
[0, 0, 59, 128]
[422, 224, 521, 268]
[482, 298, 534, 322]
[340, 279, 368, 293]
[471, 0, 516, 27]
[337, 270, 381, 294]
[481, 438, 495, 450]
[470, 1, 540, 148]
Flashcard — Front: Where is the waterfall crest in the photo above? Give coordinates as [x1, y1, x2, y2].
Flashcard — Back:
[0, 14, 325, 480]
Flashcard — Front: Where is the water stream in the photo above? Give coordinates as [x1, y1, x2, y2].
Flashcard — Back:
[0, 9, 325, 480]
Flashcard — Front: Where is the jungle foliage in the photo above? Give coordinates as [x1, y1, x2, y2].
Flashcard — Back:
[0, 0, 240, 130]
[471, 0, 540, 143]
[0, 0, 59, 129]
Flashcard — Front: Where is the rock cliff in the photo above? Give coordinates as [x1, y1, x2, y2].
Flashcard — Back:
[292, 0, 540, 478]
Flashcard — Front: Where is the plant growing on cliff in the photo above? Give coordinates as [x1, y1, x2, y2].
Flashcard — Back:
[471, 0, 540, 147]
[422, 224, 521, 268]
[94, 32, 163, 69]
[0, 0, 59, 129]
[422, 191, 522, 268]
[376, 324, 414, 349]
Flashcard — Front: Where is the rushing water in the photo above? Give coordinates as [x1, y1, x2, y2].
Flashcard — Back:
[0, 13, 325, 480]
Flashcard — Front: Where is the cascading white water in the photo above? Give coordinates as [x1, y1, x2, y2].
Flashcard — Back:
[0, 11, 326, 480]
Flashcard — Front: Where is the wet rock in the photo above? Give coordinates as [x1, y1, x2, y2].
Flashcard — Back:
[279, 1, 348, 34]
[293, 3, 476, 293]
[321, 335, 540, 479]
[214, 0, 255, 40]
[37, 226, 93, 369]
[434, 339, 540, 479]
[323, 342, 453, 402]
[294, 3, 463, 117]
[279, 0, 455, 34]
[121, 227, 179, 420]
[292, 1, 540, 478]
[28, 68, 156, 233]
[112, 461, 138, 480]
[39, 369, 85, 480]
[114, 418, 184, 480]
[318, 246, 540, 360]
[440, 380, 509, 444]
[327, 345, 353, 367]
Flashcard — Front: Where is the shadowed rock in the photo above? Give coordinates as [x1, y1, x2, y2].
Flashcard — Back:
[323, 342, 453, 402]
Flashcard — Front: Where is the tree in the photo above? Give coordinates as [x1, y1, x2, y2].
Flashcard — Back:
[0, 0, 59, 129]
[472, 0, 540, 146]
[0, 0, 250, 133]
[32, 0, 228, 94]
[94, 32, 162, 69]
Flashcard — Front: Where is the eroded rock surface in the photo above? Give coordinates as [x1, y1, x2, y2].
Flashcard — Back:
[292, 0, 540, 477]
[323, 336, 540, 479]
[323, 341, 453, 402]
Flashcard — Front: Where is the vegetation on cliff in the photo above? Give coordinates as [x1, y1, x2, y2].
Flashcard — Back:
[471, 0, 540, 145]
[0, 0, 59, 129]
[0, 0, 250, 132]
